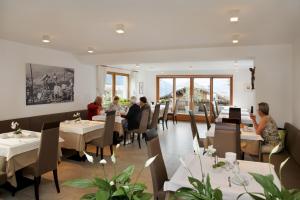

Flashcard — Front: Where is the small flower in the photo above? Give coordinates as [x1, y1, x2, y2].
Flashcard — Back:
[11, 121, 19, 130]
[109, 181, 114, 186]
[207, 145, 216, 156]
[100, 159, 107, 165]
[116, 144, 120, 149]
[83, 151, 94, 163]
[111, 153, 116, 164]
[144, 155, 157, 168]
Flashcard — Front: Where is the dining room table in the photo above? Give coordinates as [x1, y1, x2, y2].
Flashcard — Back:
[92, 114, 124, 135]
[164, 153, 280, 200]
[0, 130, 64, 188]
[215, 107, 253, 125]
[59, 120, 104, 155]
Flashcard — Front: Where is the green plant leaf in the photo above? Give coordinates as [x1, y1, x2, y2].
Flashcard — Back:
[94, 177, 111, 191]
[249, 173, 281, 198]
[113, 165, 135, 184]
[133, 192, 152, 200]
[80, 193, 96, 200]
[96, 190, 110, 200]
[112, 188, 126, 197]
[63, 179, 96, 188]
[248, 193, 266, 200]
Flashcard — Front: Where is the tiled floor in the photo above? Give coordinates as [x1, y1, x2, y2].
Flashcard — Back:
[0, 121, 207, 200]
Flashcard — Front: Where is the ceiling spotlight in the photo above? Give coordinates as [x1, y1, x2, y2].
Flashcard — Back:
[87, 47, 94, 54]
[115, 24, 125, 34]
[229, 9, 240, 23]
[42, 35, 51, 43]
[232, 34, 239, 44]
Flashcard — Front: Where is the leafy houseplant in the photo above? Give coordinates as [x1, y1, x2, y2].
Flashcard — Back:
[238, 144, 300, 200]
[64, 144, 156, 200]
[174, 137, 223, 200]
[11, 121, 22, 135]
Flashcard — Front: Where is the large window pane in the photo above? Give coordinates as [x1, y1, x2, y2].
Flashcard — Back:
[176, 78, 190, 114]
[115, 75, 128, 99]
[159, 78, 173, 101]
[193, 78, 210, 115]
[104, 74, 113, 107]
[213, 78, 231, 107]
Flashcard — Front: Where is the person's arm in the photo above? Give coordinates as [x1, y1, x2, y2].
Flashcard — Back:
[254, 117, 268, 135]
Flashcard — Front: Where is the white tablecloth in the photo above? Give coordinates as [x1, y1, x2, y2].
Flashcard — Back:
[164, 154, 280, 200]
[0, 131, 64, 161]
[60, 120, 105, 135]
[92, 115, 124, 123]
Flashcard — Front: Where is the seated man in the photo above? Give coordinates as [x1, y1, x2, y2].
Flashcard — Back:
[123, 96, 141, 131]
[87, 96, 103, 120]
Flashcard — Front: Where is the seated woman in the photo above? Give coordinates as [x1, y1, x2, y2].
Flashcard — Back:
[108, 96, 121, 113]
[251, 102, 280, 153]
[87, 96, 103, 120]
[122, 96, 141, 131]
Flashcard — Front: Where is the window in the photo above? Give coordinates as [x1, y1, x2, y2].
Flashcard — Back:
[104, 72, 129, 106]
[156, 75, 232, 118]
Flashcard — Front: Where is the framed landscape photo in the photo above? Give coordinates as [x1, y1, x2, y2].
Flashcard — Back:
[26, 63, 74, 105]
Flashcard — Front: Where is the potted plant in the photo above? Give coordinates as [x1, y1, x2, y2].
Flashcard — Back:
[238, 145, 300, 200]
[174, 137, 223, 200]
[64, 144, 156, 200]
[11, 121, 22, 138]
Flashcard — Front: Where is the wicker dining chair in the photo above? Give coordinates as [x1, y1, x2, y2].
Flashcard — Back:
[203, 104, 211, 130]
[158, 101, 170, 131]
[211, 102, 217, 122]
[189, 111, 205, 147]
[167, 99, 179, 124]
[23, 121, 60, 200]
[87, 111, 115, 159]
[146, 137, 168, 200]
[214, 100, 220, 116]
[150, 104, 161, 130]
[229, 107, 241, 121]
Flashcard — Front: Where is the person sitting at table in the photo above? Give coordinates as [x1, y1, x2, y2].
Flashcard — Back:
[108, 96, 121, 113]
[139, 96, 151, 128]
[87, 96, 103, 120]
[250, 102, 280, 153]
[122, 96, 141, 131]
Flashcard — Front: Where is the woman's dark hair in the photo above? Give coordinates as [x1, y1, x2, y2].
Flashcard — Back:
[113, 96, 120, 101]
[140, 96, 147, 103]
[258, 102, 269, 115]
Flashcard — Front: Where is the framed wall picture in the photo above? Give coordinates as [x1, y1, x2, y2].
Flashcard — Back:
[139, 82, 144, 94]
[26, 63, 74, 105]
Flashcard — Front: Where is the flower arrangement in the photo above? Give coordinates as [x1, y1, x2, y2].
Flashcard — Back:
[63, 144, 157, 200]
[11, 121, 22, 135]
[175, 137, 223, 200]
[238, 144, 300, 200]
[73, 112, 81, 122]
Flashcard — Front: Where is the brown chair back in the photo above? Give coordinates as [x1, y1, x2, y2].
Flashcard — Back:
[138, 110, 150, 133]
[222, 118, 241, 124]
[150, 104, 161, 129]
[189, 111, 204, 147]
[147, 137, 168, 200]
[203, 104, 211, 130]
[163, 101, 170, 121]
[211, 102, 217, 122]
[213, 123, 241, 159]
[173, 99, 179, 115]
[229, 107, 241, 121]
[102, 111, 116, 147]
[36, 121, 60, 176]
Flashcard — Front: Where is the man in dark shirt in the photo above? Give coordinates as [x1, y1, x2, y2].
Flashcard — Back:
[123, 96, 141, 130]
[87, 96, 103, 120]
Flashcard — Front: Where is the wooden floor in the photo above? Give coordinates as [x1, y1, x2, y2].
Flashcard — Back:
[0, 121, 207, 200]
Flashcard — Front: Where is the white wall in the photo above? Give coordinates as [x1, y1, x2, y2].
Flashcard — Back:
[79, 44, 293, 127]
[0, 39, 96, 120]
[293, 37, 300, 128]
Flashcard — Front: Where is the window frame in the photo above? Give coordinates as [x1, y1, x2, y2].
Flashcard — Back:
[106, 72, 130, 100]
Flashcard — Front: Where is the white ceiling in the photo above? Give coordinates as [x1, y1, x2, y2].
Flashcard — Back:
[1, 0, 300, 55]
[111, 60, 254, 72]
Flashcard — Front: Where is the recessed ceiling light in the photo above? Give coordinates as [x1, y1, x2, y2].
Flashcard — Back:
[229, 9, 240, 23]
[115, 24, 125, 34]
[42, 35, 51, 43]
[230, 17, 239, 22]
[87, 47, 94, 54]
[232, 34, 239, 44]
[232, 39, 239, 44]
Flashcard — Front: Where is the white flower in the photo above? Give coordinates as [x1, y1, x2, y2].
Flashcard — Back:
[11, 121, 19, 130]
[109, 181, 115, 186]
[116, 144, 120, 149]
[207, 145, 216, 156]
[73, 112, 80, 118]
[144, 155, 157, 168]
[83, 151, 94, 163]
[111, 153, 116, 164]
[179, 157, 187, 168]
[193, 136, 202, 155]
[100, 159, 107, 165]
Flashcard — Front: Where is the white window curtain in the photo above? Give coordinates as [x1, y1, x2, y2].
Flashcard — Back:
[130, 71, 138, 97]
[96, 65, 107, 98]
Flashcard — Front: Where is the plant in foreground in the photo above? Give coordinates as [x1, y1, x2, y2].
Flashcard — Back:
[64, 144, 156, 200]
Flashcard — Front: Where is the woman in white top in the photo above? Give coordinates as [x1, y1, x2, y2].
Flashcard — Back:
[108, 96, 121, 112]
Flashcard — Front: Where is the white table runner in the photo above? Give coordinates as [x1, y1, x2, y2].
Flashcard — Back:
[164, 154, 280, 200]
[60, 120, 105, 135]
